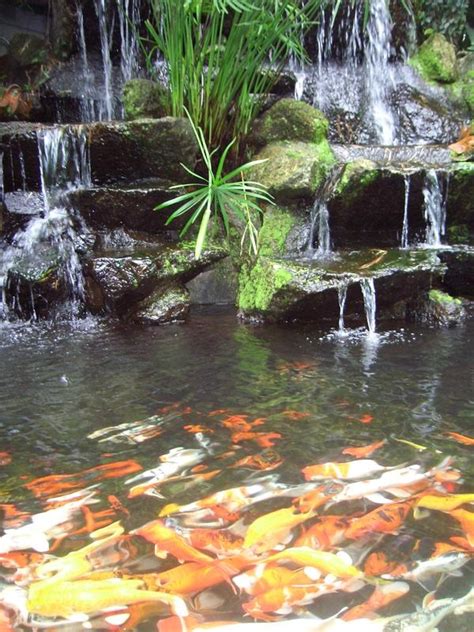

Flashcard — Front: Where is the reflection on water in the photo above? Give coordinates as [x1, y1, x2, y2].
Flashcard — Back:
[0, 308, 473, 629]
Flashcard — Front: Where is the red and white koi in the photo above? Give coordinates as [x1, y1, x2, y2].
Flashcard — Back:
[302, 459, 392, 481]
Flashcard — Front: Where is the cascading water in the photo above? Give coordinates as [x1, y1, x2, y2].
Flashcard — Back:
[337, 283, 348, 332]
[422, 169, 448, 247]
[360, 277, 377, 334]
[308, 199, 331, 257]
[94, 0, 115, 121]
[0, 127, 91, 320]
[401, 174, 411, 248]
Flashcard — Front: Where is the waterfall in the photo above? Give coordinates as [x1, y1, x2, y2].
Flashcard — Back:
[94, 0, 114, 121]
[0, 127, 91, 320]
[360, 277, 376, 334]
[364, 0, 396, 145]
[337, 283, 348, 332]
[308, 199, 331, 257]
[76, 1, 97, 123]
[422, 169, 447, 247]
[401, 174, 410, 248]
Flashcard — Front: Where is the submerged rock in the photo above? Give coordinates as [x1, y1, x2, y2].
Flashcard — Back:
[133, 285, 190, 325]
[123, 79, 169, 121]
[409, 289, 466, 327]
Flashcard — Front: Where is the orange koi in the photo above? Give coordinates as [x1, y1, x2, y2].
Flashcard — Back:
[344, 501, 414, 540]
[184, 425, 212, 434]
[222, 415, 266, 431]
[108, 494, 130, 517]
[184, 528, 245, 557]
[0, 504, 30, 528]
[27, 577, 188, 618]
[25, 460, 142, 498]
[151, 557, 249, 595]
[232, 449, 283, 471]
[0, 451, 11, 465]
[447, 508, 474, 546]
[282, 410, 310, 421]
[292, 482, 342, 513]
[277, 361, 314, 373]
[342, 439, 386, 459]
[342, 581, 410, 620]
[133, 519, 214, 563]
[445, 431, 474, 446]
[0, 550, 46, 569]
[234, 566, 313, 597]
[302, 459, 388, 481]
[231, 431, 282, 448]
[294, 515, 350, 550]
[364, 551, 406, 576]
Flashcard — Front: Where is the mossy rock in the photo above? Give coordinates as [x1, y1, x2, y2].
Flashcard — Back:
[8, 33, 49, 68]
[258, 206, 297, 257]
[249, 140, 335, 205]
[447, 162, 474, 231]
[410, 33, 459, 84]
[333, 159, 379, 199]
[123, 79, 169, 121]
[238, 258, 295, 317]
[410, 289, 466, 328]
[254, 98, 329, 146]
[133, 285, 190, 325]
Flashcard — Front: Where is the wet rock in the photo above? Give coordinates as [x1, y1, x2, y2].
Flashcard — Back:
[0, 122, 43, 193]
[410, 33, 459, 84]
[88, 117, 198, 185]
[49, 0, 76, 61]
[3, 192, 46, 236]
[392, 84, 465, 145]
[8, 33, 49, 69]
[123, 79, 169, 120]
[250, 140, 335, 205]
[68, 180, 182, 233]
[238, 249, 444, 323]
[133, 285, 190, 325]
[446, 162, 474, 234]
[252, 98, 329, 147]
[438, 247, 474, 299]
[409, 289, 466, 327]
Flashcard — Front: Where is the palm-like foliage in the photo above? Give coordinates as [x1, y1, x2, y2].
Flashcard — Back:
[146, 0, 323, 153]
[156, 111, 274, 259]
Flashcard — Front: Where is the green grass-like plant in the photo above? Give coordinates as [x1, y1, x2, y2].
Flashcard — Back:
[156, 110, 274, 259]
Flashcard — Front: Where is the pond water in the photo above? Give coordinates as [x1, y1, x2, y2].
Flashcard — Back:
[0, 308, 473, 630]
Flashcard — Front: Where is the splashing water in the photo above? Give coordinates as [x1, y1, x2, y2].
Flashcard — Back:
[0, 127, 91, 320]
[308, 199, 332, 257]
[337, 283, 348, 332]
[401, 174, 411, 248]
[422, 169, 448, 247]
[360, 277, 377, 334]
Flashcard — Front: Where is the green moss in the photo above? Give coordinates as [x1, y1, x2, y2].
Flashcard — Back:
[259, 98, 329, 145]
[123, 79, 169, 120]
[258, 207, 296, 257]
[238, 259, 292, 313]
[447, 224, 470, 244]
[429, 289, 462, 306]
[335, 159, 379, 198]
[409, 33, 459, 84]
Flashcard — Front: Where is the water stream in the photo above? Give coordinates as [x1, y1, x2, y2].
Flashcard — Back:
[360, 277, 377, 334]
[422, 169, 448, 247]
[401, 174, 411, 248]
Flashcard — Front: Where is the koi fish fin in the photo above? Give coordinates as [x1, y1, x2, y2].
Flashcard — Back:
[366, 493, 395, 504]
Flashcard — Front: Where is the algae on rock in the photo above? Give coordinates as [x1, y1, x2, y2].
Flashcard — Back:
[409, 32, 459, 84]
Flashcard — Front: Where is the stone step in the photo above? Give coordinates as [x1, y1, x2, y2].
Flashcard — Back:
[0, 117, 198, 193]
[238, 247, 473, 324]
[67, 179, 182, 234]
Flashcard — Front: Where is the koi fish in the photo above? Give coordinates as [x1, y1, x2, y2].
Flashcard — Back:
[445, 431, 474, 446]
[414, 493, 474, 512]
[180, 527, 245, 557]
[0, 494, 97, 554]
[282, 410, 310, 421]
[0, 451, 11, 466]
[132, 519, 214, 563]
[342, 440, 386, 459]
[446, 507, 474, 545]
[149, 556, 249, 595]
[243, 507, 317, 553]
[231, 431, 282, 448]
[232, 449, 283, 471]
[26, 577, 188, 618]
[128, 469, 220, 499]
[221, 415, 266, 431]
[385, 551, 470, 587]
[344, 501, 414, 540]
[294, 515, 350, 550]
[342, 581, 410, 620]
[302, 459, 391, 481]
[126, 447, 205, 487]
[159, 481, 285, 518]
[88, 416, 166, 444]
[263, 547, 363, 579]
[233, 566, 312, 597]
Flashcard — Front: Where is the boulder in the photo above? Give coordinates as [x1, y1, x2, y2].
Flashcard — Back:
[8, 33, 49, 68]
[409, 289, 466, 327]
[410, 33, 459, 84]
[186, 257, 238, 305]
[253, 98, 330, 146]
[446, 162, 474, 234]
[88, 117, 198, 185]
[249, 140, 335, 205]
[123, 79, 169, 121]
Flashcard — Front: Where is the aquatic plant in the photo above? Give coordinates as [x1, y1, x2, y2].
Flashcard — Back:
[145, 0, 323, 154]
[155, 110, 274, 259]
